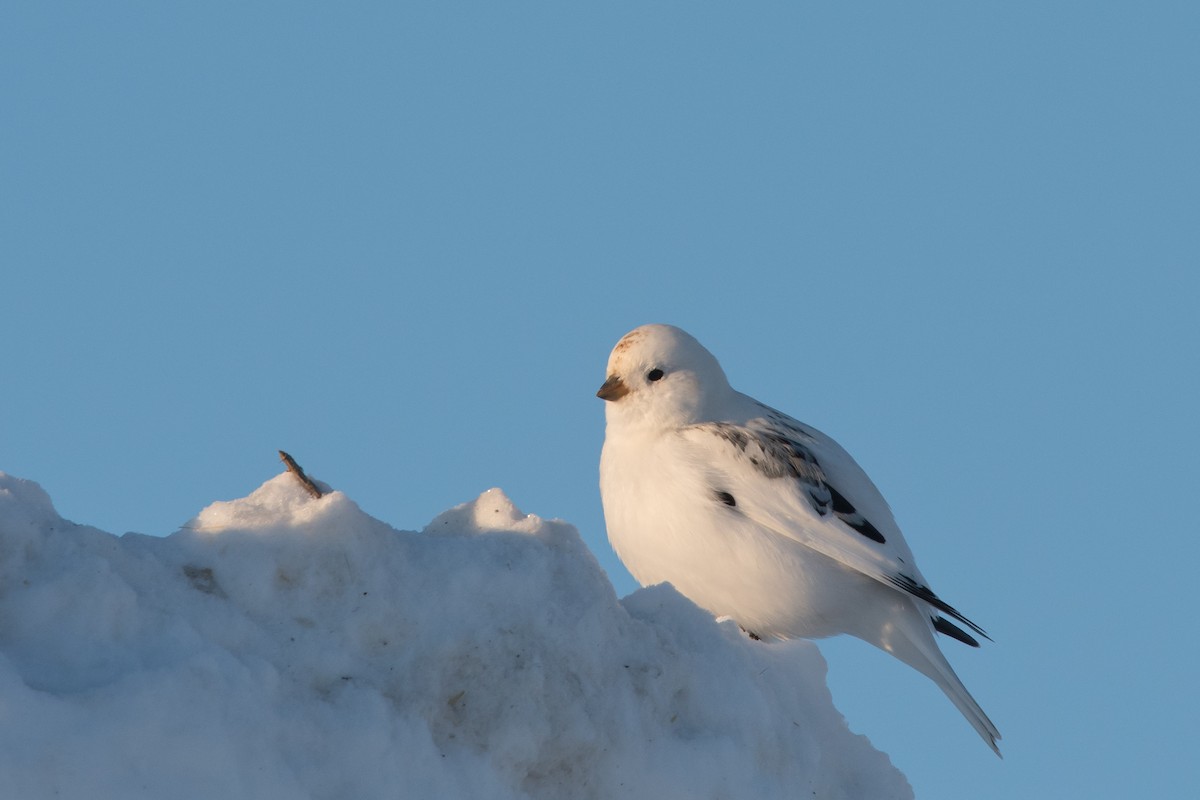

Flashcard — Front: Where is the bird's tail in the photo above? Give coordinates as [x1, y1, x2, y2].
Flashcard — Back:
[856, 596, 1002, 756]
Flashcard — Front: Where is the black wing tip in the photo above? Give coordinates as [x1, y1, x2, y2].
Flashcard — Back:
[933, 615, 981, 647]
[889, 574, 993, 642]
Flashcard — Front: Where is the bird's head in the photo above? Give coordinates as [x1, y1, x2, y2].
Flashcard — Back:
[596, 324, 732, 429]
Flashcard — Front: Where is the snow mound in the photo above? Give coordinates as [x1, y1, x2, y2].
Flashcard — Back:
[0, 471, 911, 800]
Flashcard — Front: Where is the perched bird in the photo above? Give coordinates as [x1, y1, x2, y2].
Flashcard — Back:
[597, 323, 1001, 754]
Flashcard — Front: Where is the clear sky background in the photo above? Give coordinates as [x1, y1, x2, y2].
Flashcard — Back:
[2, 3, 1197, 798]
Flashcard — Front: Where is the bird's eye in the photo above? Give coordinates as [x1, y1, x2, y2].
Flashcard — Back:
[647, 368, 665, 382]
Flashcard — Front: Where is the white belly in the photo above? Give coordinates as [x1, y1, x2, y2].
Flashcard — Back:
[600, 433, 868, 640]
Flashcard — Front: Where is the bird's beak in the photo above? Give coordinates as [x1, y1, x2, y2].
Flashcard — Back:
[596, 375, 630, 402]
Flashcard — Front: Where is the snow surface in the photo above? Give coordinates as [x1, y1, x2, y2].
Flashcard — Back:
[0, 470, 911, 800]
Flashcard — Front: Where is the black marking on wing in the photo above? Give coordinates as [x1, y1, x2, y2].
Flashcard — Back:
[706, 422, 826, 483]
[704, 422, 830, 516]
[713, 489, 737, 507]
[888, 574, 991, 641]
[933, 616, 981, 647]
[827, 485, 886, 543]
[702, 419, 887, 544]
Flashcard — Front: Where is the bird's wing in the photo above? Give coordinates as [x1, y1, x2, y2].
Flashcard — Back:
[681, 408, 988, 641]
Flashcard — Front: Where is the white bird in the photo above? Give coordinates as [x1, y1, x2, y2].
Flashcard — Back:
[597, 323, 1001, 754]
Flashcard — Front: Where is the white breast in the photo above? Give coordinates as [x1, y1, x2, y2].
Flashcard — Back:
[600, 428, 872, 640]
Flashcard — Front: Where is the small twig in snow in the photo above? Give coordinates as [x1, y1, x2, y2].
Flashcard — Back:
[279, 450, 323, 499]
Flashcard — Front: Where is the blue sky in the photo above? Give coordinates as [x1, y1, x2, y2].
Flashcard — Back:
[2, 3, 1197, 797]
